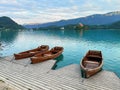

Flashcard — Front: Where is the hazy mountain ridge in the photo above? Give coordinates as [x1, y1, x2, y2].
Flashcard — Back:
[24, 11, 120, 29]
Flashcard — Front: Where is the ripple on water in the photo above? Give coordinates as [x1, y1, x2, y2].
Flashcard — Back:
[0, 29, 120, 77]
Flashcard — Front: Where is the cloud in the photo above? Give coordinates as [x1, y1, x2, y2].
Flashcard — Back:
[69, 0, 75, 3]
[0, 0, 120, 24]
[81, 1, 101, 11]
[0, 0, 18, 4]
[99, 0, 112, 3]
[14, 6, 79, 24]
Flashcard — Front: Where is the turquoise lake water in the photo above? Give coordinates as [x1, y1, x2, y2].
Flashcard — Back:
[0, 29, 120, 77]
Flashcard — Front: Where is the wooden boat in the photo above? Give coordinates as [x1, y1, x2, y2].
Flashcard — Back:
[80, 50, 103, 78]
[31, 46, 63, 64]
[14, 45, 49, 60]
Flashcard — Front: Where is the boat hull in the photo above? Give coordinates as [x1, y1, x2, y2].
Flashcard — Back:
[31, 46, 63, 64]
[80, 50, 103, 78]
[14, 45, 49, 60]
[80, 64, 103, 78]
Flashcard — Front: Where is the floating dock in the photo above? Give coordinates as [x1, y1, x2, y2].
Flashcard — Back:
[0, 56, 120, 90]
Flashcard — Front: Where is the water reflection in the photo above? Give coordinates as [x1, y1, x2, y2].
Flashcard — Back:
[0, 29, 120, 77]
[55, 54, 64, 62]
[1, 29, 120, 44]
[0, 30, 18, 43]
[36, 29, 120, 44]
[82, 29, 120, 43]
[52, 54, 64, 70]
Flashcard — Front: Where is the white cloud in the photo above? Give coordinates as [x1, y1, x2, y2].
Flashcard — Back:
[102, 0, 120, 4]
[82, 1, 101, 11]
[70, 0, 75, 3]
[0, 0, 120, 24]
[104, 0, 112, 3]
[0, 0, 20, 6]
[0, 0, 18, 4]
[12, 6, 81, 24]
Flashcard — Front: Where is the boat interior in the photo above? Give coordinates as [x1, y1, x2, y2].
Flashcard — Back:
[83, 50, 102, 69]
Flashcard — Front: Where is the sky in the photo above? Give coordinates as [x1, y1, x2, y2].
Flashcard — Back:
[0, 0, 120, 25]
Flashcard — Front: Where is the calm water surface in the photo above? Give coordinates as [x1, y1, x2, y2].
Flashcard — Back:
[0, 29, 120, 77]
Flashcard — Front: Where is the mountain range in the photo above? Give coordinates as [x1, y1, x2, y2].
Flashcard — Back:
[24, 11, 120, 29]
[0, 16, 23, 30]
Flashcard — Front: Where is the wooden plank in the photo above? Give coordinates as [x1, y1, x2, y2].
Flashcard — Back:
[0, 56, 120, 90]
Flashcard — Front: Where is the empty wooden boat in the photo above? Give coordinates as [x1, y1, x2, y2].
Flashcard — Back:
[31, 46, 63, 64]
[14, 45, 49, 60]
[80, 50, 103, 78]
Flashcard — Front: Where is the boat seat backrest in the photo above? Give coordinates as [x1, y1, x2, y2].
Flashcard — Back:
[89, 51, 101, 56]
[87, 55, 102, 59]
[86, 55, 102, 62]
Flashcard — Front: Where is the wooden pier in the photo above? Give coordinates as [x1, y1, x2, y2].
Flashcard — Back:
[0, 56, 120, 90]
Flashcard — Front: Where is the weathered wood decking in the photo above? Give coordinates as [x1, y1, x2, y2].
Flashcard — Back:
[0, 56, 120, 90]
